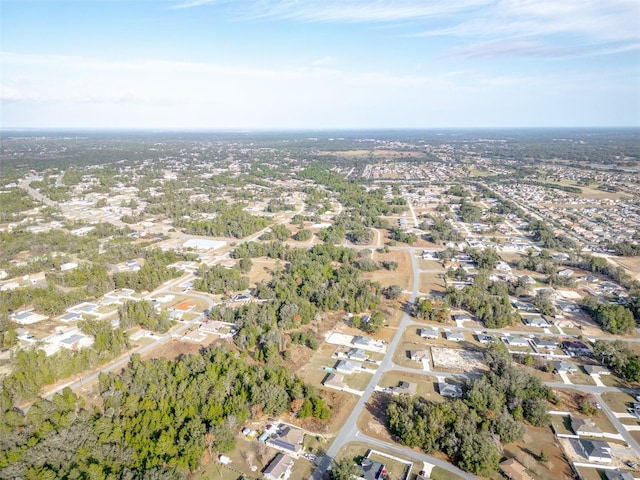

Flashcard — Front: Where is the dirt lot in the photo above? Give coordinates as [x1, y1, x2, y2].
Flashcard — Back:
[430, 346, 486, 374]
[140, 335, 223, 362]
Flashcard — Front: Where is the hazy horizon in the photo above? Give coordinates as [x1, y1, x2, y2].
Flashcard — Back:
[2, 0, 639, 129]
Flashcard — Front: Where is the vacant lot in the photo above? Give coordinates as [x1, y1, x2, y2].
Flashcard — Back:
[245, 258, 276, 287]
[419, 271, 447, 294]
[364, 250, 412, 291]
[431, 347, 486, 373]
[611, 256, 640, 282]
[602, 391, 638, 413]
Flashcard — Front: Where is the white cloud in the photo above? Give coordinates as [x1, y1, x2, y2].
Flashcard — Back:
[312, 55, 333, 66]
[172, 0, 640, 59]
[1, 51, 636, 128]
[172, 0, 489, 21]
[417, 0, 640, 44]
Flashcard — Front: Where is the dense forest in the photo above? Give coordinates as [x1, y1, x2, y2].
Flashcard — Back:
[0, 345, 329, 479]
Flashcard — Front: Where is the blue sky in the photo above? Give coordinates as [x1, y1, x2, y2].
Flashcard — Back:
[1, 0, 639, 129]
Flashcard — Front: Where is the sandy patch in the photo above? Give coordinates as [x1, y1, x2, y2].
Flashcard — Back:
[430, 347, 485, 373]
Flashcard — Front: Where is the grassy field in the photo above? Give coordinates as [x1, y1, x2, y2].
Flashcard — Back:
[602, 391, 637, 413]
[363, 250, 413, 291]
[419, 271, 447, 294]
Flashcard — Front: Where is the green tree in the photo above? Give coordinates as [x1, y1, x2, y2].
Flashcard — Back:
[331, 458, 361, 480]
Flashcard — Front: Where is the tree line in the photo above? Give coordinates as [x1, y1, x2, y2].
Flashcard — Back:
[386, 342, 552, 476]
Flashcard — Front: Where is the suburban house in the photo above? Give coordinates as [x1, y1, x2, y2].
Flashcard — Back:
[59, 312, 82, 323]
[11, 310, 49, 325]
[533, 337, 558, 350]
[512, 300, 536, 311]
[476, 333, 494, 344]
[522, 315, 551, 328]
[553, 361, 578, 374]
[445, 331, 465, 342]
[352, 335, 374, 348]
[558, 268, 574, 277]
[357, 458, 387, 480]
[347, 348, 367, 362]
[322, 373, 345, 390]
[571, 417, 604, 437]
[562, 340, 592, 356]
[584, 365, 611, 375]
[438, 382, 463, 398]
[505, 336, 530, 347]
[267, 425, 304, 457]
[452, 314, 472, 323]
[391, 381, 417, 396]
[335, 360, 361, 374]
[499, 458, 533, 480]
[263, 453, 294, 480]
[578, 439, 612, 463]
[408, 350, 429, 362]
[418, 328, 439, 339]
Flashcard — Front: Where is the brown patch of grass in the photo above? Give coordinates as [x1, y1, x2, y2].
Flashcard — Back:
[364, 250, 413, 291]
[602, 391, 637, 413]
[419, 271, 447, 294]
[504, 425, 573, 480]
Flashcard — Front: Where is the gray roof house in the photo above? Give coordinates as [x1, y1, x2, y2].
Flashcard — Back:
[445, 331, 465, 342]
[553, 361, 578, 374]
[335, 360, 360, 374]
[439, 382, 463, 398]
[522, 315, 550, 328]
[408, 350, 429, 362]
[604, 470, 634, 480]
[579, 439, 612, 463]
[357, 458, 386, 480]
[391, 381, 417, 396]
[352, 335, 374, 347]
[322, 373, 345, 390]
[506, 336, 530, 347]
[584, 365, 611, 375]
[476, 333, 494, 343]
[263, 453, 294, 480]
[347, 348, 367, 361]
[572, 417, 604, 437]
[533, 337, 558, 350]
[418, 328, 439, 339]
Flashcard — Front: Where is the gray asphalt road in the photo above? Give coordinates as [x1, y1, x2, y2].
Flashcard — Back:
[309, 251, 470, 479]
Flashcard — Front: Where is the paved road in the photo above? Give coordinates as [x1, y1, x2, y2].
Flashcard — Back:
[19, 177, 57, 207]
[349, 431, 477, 480]
[544, 383, 640, 458]
[311, 251, 458, 479]
[43, 288, 216, 401]
[46, 312, 207, 400]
